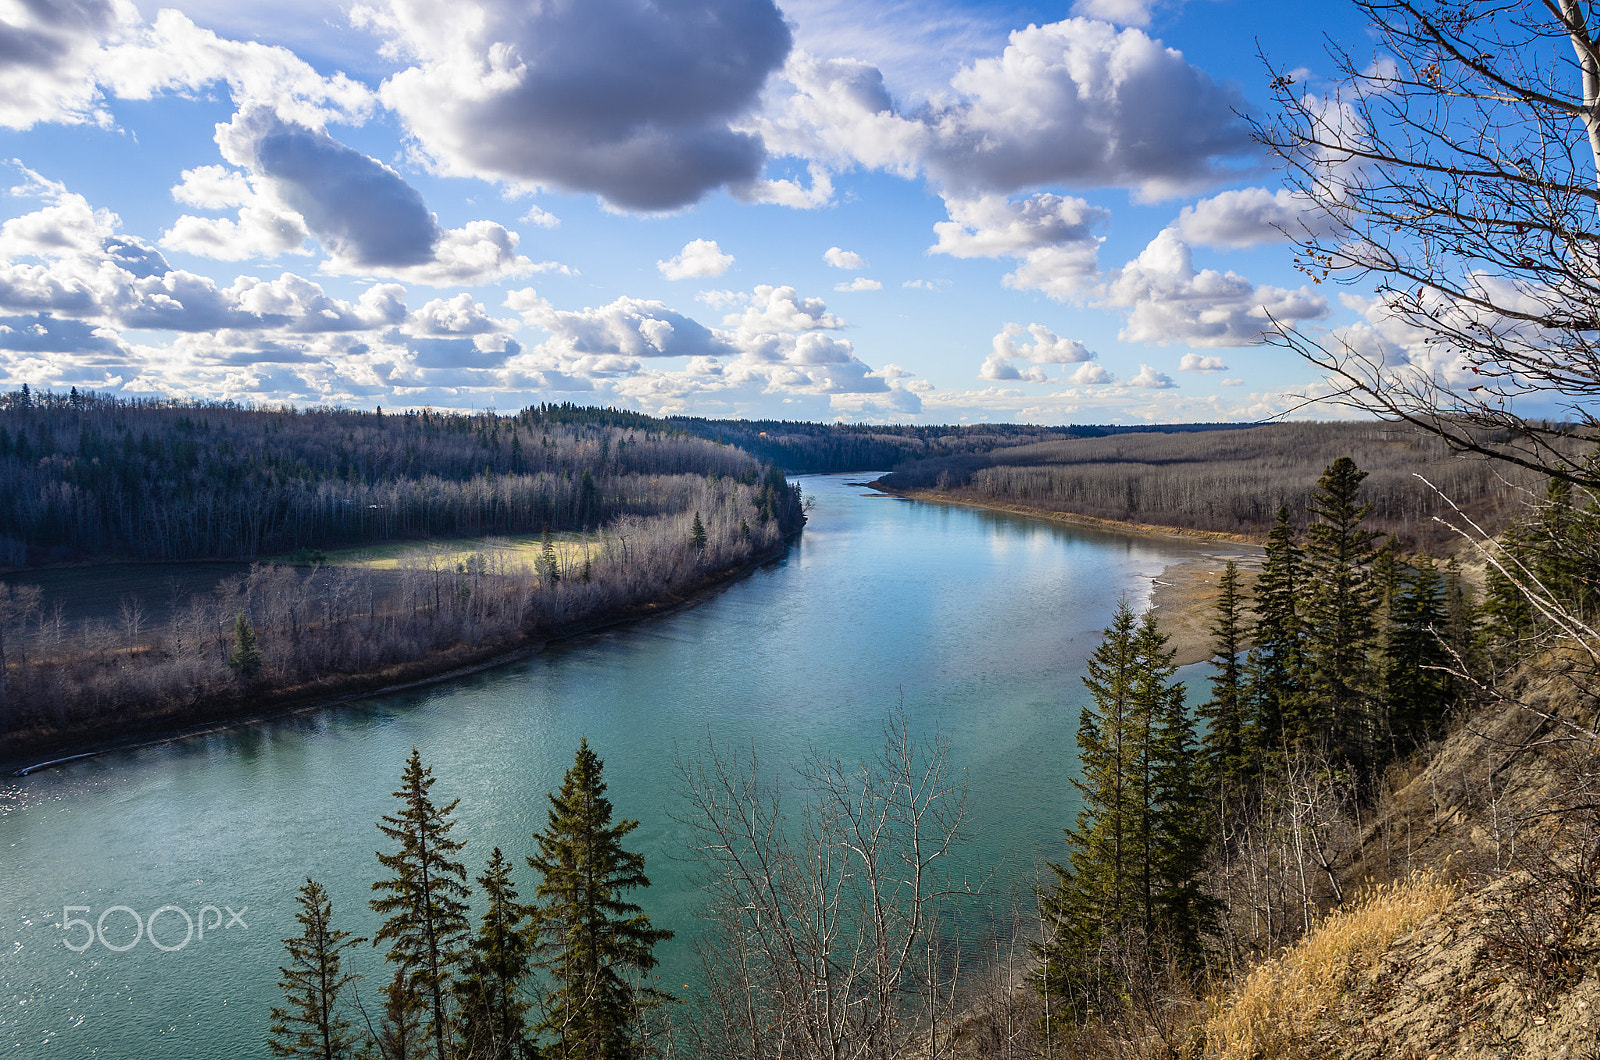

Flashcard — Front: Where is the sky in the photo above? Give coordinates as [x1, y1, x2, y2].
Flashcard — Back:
[0, 0, 1394, 424]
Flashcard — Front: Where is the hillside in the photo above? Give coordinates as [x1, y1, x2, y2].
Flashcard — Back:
[873, 421, 1553, 550]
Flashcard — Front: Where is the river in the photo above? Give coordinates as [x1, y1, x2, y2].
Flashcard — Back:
[0, 474, 1234, 1059]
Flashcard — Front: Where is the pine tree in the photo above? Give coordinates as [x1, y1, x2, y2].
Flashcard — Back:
[1302, 457, 1379, 763]
[1198, 561, 1248, 787]
[230, 610, 263, 678]
[689, 512, 706, 552]
[1243, 506, 1305, 754]
[456, 848, 535, 1060]
[371, 750, 473, 1060]
[527, 739, 673, 1060]
[269, 879, 362, 1060]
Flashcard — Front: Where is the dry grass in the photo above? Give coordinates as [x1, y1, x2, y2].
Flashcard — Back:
[1204, 872, 1457, 1060]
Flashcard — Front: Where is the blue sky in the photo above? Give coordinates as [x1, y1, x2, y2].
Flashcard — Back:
[0, 0, 1394, 423]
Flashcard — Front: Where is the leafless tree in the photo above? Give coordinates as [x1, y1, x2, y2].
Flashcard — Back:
[676, 710, 974, 1060]
[1258, 0, 1600, 487]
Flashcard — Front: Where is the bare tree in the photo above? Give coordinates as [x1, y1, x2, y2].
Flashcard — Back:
[677, 710, 973, 1060]
[1258, 0, 1600, 486]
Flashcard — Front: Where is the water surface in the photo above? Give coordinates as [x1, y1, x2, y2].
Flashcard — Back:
[0, 475, 1224, 1058]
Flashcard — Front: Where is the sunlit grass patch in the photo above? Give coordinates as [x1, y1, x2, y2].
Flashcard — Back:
[1204, 871, 1456, 1060]
[268, 532, 595, 572]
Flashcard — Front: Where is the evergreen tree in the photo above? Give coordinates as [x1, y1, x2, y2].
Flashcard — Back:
[1039, 605, 1213, 1009]
[689, 512, 706, 551]
[1198, 561, 1248, 787]
[1243, 507, 1305, 754]
[1380, 557, 1454, 754]
[1039, 602, 1144, 1013]
[538, 527, 560, 586]
[269, 879, 362, 1060]
[527, 739, 673, 1060]
[1481, 520, 1538, 667]
[1302, 457, 1379, 763]
[1148, 618, 1216, 971]
[371, 750, 473, 1060]
[230, 610, 263, 678]
[456, 848, 535, 1060]
[370, 966, 427, 1060]
[1531, 477, 1579, 605]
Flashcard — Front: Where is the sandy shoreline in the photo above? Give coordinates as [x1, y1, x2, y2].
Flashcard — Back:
[872, 485, 1263, 667]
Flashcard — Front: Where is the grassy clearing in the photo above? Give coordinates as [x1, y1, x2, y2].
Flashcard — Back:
[267, 532, 596, 572]
[1204, 871, 1457, 1060]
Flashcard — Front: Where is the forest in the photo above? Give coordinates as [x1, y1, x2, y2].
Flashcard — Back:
[872, 421, 1561, 549]
[0, 388, 804, 758]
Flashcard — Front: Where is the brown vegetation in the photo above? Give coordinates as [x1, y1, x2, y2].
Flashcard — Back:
[874, 422, 1550, 549]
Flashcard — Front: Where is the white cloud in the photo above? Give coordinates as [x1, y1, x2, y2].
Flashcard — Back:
[1070, 0, 1173, 28]
[1178, 352, 1228, 372]
[362, 0, 792, 211]
[1174, 186, 1334, 251]
[823, 246, 866, 270]
[519, 204, 560, 228]
[1103, 228, 1327, 347]
[834, 277, 881, 292]
[1129, 363, 1175, 388]
[980, 322, 1097, 382]
[931, 193, 1107, 259]
[658, 239, 734, 280]
[1220, 377, 1244, 386]
[902, 279, 949, 290]
[757, 20, 1252, 202]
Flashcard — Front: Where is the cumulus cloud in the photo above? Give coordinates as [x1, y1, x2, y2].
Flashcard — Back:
[931, 193, 1107, 259]
[165, 108, 533, 284]
[930, 192, 1107, 300]
[1070, 0, 1174, 27]
[823, 246, 866, 270]
[980, 322, 1097, 382]
[758, 20, 1253, 202]
[1103, 228, 1327, 347]
[361, 0, 793, 211]
[1178, 352, 1227, 372]
[0, 5, 374, 132]
[1174, 186, 1334, 250]
[658, 239, 734, 280]
[1129, 363, 1175, 388]
[834, 277, 881, 292]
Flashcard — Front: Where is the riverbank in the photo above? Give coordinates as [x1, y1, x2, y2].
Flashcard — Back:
[2, 534, 796, 775]
[871, 485, 1262, 666]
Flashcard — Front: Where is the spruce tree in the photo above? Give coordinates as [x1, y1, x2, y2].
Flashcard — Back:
[230, 610, 263, 678]
[1198, 561, 1248, 787]
[371, 750, 473, 1060]
[1302, 457, 1379, 763]
[527, 739, 673, 1060]
[1243, 507, 1305, 754]
[456, 848, 535, 1060]
[689, 512, 706, 551]
[269, 879, 362, 1060]
[1381, 557, 1454, 753]
[1148, 622, 1215, 971]
[371, 966, 427, 1060]
[1481, 520, 1538, 667]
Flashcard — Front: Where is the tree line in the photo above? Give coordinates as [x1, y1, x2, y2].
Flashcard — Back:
[874, 421, 1560, 550]
[0, 468, 804, 749]
[0, 388, 758, 565]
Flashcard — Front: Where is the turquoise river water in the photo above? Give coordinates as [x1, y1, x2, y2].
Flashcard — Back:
[0, 475, 1238, 1058]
